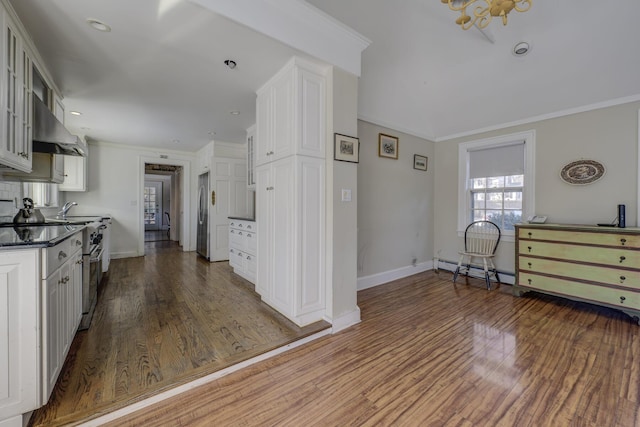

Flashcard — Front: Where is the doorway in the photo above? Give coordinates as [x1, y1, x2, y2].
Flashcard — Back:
[143, 163, 183, 243]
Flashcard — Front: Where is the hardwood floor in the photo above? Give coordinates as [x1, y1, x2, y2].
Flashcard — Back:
[28, 241, 329, 427]
[103, 271, 640, 427]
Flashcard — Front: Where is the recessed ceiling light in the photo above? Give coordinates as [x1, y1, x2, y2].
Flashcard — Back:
[230, 111, 240, 116]
[513, 41, 531, 57]
[224, 59, 237, 69]
[87, 18, 111, 32]
[70, 111, 82, 116]
[172, 139, 180, 144]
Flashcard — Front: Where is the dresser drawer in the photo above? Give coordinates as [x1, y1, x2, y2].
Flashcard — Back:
[519, 256, 640, 290]
[518, 241, 640, 268]
[518, 272, 640, 310]
[519, 227, 640, 248]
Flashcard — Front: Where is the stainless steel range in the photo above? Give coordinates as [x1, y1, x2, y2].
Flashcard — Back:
[78, 217, 108, 330]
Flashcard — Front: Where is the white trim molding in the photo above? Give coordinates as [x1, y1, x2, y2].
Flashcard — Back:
[328, 307, 361, 333]
[357, 261, 434, 291]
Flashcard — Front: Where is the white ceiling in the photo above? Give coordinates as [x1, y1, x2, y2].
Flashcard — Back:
[9, 0, 640, 151]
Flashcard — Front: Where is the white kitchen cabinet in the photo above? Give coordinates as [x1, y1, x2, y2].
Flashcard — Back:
[41, 232, 83, 403]
[256, 156, 325, 326]
[255, 57, 326, 167]
[0, 249, 39, 426]
[0, 7, 32, 173]
[59, 154, 88, 191]
[3, 152, 64, 183]
[229, 219, 257, 283]
[246, 125, 256, 190]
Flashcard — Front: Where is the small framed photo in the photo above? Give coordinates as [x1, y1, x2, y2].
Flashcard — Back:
[379, 133, 398, 159]
[414, 154, 428, 171]
[334, 133, 360, 163]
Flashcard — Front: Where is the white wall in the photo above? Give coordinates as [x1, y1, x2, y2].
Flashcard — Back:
[64, 141, 195, 259]
[434, 101, 640, 275]
[326, 67, 360, 330]
[357, 120, 436, 288]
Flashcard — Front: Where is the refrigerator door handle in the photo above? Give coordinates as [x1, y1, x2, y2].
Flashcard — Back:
[198, 185, 205, 224]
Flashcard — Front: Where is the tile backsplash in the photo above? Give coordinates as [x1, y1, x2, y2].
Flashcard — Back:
[0, 181, 21, 215]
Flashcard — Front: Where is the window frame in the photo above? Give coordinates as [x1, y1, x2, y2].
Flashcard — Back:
[458, 130, 536, 242]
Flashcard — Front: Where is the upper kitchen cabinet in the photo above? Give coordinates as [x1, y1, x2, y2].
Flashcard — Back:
[55, 97, 88, 192]
[0, 4, 32, 173]
[255, 57, 326, 167]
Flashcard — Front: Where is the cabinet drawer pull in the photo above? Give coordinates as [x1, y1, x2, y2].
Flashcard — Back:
[620, 256, 626, 263]
[247, 233, 252, 238]
[238, 232, 243, 236]
[76, 240, 82, 246]
[620, 276, 626, 283]
[620, 296, 626, 304]
[620, 238, 627, 246]
[58, 251, 67, 260]
[527, 232, 532, 238]
[246, 255, 251, 260]
[527, 246, 532, 253]
[527, 279, 532, 285]
[230, 249, 234, 253]
[527, 262, 532, 269]
[230, 230, 234, 234]
[247, 225, 252, 229]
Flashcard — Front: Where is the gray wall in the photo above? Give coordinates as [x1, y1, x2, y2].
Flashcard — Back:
[434, 101, 640, 274]
[357, 120, 435, 280]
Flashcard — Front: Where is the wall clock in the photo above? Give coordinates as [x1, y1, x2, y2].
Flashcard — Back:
[559, 159, 605, 185]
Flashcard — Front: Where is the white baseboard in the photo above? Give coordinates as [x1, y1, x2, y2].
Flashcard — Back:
[111, 251, 139, 259]
[328, 306, 361, 333]
[357, 261, 434, 291]
[436, 259, 515, 285]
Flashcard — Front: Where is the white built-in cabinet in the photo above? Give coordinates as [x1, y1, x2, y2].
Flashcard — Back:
[0, 249, 39, 426]
[0, 5, 32, 173]
[229, 219, 257, 283]
[246, 124, 256, 189]
[256, 57, 327, 327]
[41, 233, 83, 402]
[59, 154, 87, 191]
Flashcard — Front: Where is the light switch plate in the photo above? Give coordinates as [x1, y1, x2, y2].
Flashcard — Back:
[341, 189, 352, 202]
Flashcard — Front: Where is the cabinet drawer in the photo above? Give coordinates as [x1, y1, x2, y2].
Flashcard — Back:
[519, 256, 640, 290]
[518, 241, 640, 268]
[42, 233, 83, 279]
[518, 272, 640, 310]
[519, 227, 640, 248]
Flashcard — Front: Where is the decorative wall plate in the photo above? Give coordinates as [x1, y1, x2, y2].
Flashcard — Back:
[560, 159, 605, 185]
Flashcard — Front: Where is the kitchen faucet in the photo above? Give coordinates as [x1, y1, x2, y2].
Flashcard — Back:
[57, 201, 78, 219]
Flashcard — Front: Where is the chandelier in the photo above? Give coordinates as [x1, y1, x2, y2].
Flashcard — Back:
[441, 0, 532, 30]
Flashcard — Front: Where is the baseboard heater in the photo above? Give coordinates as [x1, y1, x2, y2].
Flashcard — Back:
[435, 258, 515, 285]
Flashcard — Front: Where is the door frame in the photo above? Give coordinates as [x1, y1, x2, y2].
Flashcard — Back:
[138, 156, 192, 256]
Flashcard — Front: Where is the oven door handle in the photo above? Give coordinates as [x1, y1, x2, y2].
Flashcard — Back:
[90, 248, 104, 263]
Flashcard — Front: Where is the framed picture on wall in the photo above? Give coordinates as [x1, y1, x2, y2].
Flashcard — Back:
[414, 154, 428, 171]
[334, 133, 360, 163]
[379, 133, 398, 159]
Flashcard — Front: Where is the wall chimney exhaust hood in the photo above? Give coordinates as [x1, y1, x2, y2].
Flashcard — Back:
[32, 94, 87, 157]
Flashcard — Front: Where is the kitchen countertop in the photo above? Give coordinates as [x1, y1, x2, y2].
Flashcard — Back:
[0, 223, 85, 249]
[228, 216, 255, 221]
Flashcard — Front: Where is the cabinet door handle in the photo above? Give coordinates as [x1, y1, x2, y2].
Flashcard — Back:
[620, 256, 626, 263]
[247, 233, 252, 238]
[620, 238, 627, 246]
[620, 276, 626, 283]
[230, 230, 234, 234]
[58, 251, 67, 260]
[76, 240, 82, 246]
[76, 259, 83, 265]
[247, 225, 252, 229]
[238, 232, 243, 236]
[230, 249, 234, 253]
[246, 255, 251, 260]
[620, 296, 626, 304]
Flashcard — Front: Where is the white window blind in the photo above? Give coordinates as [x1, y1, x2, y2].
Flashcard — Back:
[469, 142, 525, 179]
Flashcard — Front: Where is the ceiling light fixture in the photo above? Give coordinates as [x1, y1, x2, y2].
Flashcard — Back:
[70, 111, 82, 116]
[513, 41, 530, 56]
[86, 18, 112, 32]
[441, 0, 532, 30]
[230, 111, 240, 116]
[224, 59, 237, 69]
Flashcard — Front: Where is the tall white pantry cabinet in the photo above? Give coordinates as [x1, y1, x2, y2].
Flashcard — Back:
[255, 57, 327, 327]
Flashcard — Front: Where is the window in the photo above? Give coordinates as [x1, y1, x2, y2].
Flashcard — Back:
[458, 131, 535, 241]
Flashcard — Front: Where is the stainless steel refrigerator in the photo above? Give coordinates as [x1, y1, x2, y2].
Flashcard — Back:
[196, 172, 209, 259]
